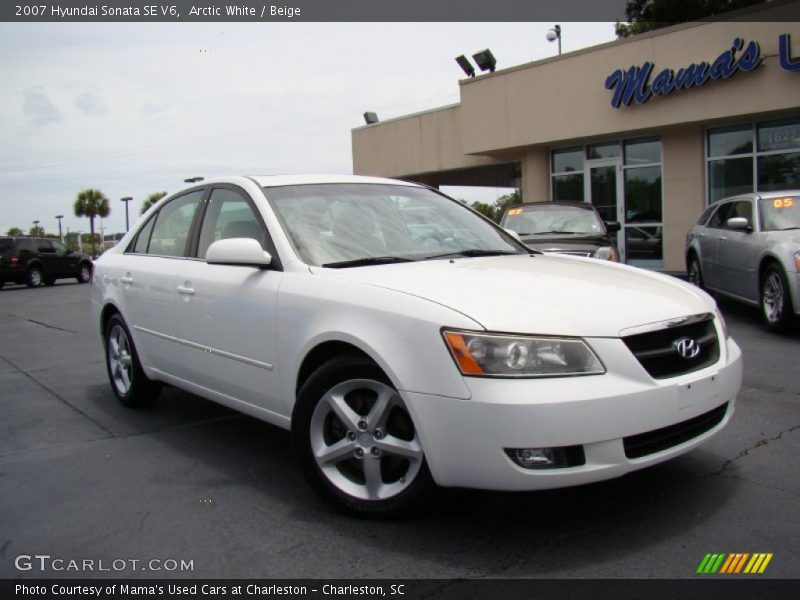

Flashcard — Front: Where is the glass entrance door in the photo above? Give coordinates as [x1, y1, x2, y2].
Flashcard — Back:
[586, 158, 624, 259]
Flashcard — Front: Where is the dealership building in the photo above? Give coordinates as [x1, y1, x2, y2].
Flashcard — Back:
[352, 3, 800, 271]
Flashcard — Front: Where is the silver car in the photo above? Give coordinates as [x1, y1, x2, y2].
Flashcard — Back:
[685, 191, 800, 332]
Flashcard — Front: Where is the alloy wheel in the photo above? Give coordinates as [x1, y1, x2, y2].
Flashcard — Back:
[762, 271, 784, 324]
[107, 324, 133, 395]
[309, 379, 423, 501]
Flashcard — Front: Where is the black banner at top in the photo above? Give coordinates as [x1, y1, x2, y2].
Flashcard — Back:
[2, 0, 798, 23]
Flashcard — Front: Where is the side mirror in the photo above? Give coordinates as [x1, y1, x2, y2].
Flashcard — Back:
[206, 238, 272, 267]
[604, 221, 621, 233]
[504, 228, 522, 242]
[726, 217, 751, 231]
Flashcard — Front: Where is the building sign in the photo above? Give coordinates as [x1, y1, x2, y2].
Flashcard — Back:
[605, 33, 798, 109]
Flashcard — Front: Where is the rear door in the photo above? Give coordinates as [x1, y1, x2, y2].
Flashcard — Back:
[171, 185, 285, 415]
[119, 189, 205, 374]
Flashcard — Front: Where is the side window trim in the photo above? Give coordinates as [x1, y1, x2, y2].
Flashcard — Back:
[190, 184, 282, 271]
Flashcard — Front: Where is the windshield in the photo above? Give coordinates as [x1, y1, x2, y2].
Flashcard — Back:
[265, 183, 524, 266]
[501, 206, 605, 235]
[760, 196, 800, 231]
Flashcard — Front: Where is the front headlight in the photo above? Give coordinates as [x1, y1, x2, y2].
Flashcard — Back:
[594, 246, 618, 261]
[442, 330, 605, 378]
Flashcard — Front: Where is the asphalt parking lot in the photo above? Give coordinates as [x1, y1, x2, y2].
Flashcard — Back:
[0, 281, 798, 579]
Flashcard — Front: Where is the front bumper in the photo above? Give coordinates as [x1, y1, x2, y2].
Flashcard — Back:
[403, 336, 742, 491]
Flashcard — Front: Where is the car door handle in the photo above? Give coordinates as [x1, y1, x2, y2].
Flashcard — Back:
[177, 285, 195, 296]
[120, 275, 133, 284]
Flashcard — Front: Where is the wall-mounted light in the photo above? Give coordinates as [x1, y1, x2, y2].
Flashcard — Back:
[363, 112, 379, 125]
[455, 55, 476, 78]
[472, 49, 497, 73]
[184, 176, 204, 183]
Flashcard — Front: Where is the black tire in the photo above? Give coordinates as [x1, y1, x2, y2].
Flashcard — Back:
[292, 354, 435, 518]
[77, 262, 92, 283]
[760, 264, 793, 332]
[26, 265, 44, 288]
[104, 314, 161, 407]
[687, 255, 704, 290]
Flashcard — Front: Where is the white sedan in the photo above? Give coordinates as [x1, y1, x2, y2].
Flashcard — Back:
[91, 175, 742, 517]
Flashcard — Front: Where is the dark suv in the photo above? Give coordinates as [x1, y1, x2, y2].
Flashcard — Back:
[0, 237, 93, 288]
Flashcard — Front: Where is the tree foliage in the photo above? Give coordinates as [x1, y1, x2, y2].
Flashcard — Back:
[6, 227, 23, 236]
[74, 188, 110, 256]
[141, 191, 167, 215]
[616, 0, 765, 38]
[470, 189, 522, 224]
[28, 225, 45, 237]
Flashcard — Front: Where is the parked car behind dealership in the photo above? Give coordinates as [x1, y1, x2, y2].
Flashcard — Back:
[500, 202, 620, 261]
[0, 236, 93, 288]
[92, 175, 741, 517]
[686, 191, 800, 332]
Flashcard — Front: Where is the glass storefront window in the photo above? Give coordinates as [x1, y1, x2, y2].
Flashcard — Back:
[624, 138, 660, 165]
[587, 142, 620, 160]
[757, 119, 800, 153]
[551, 147, 583, 173]
[625, 226, 663, 266]
[709, 157, 754, 203]
[708, 125, 753, 157]
[624, 166, 662, 222]
[552, 173, 584, 202]
[758, 152, 800, 191]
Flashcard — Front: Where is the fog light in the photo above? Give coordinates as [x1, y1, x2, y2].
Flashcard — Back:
[507, 447, 555, 468]
[505, 445, 587, 469]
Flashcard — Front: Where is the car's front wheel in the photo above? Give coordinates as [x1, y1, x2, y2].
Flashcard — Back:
[104, 314, 161, 407]
[77, 262, 92, 283]
[761, 264, 793, 332]
[293, 355, 434, 517]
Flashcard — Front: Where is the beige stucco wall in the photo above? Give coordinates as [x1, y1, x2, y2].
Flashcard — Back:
[352, 105, 495, 178]
[521, 148, 550, 203]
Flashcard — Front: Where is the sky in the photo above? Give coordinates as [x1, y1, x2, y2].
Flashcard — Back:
[0, 22, 616, 236]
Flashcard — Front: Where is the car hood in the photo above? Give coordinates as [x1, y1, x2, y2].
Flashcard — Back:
[310, 254, 714, 337]
[764, 229, 800, 244]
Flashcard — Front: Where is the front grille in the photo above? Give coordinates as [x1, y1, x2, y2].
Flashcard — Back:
[622, 317, 719, 379]
[623, 402, 728, 459]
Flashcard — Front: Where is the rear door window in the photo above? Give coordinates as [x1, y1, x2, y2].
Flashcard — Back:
[147, 191, 204, 257]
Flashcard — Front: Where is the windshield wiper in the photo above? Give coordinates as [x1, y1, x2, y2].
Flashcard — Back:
[322, 256, 415, 268]
[530, 230, 584, 235]
[425, 249, 522, 260]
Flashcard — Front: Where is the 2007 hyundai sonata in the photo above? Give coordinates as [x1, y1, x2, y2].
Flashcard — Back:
[91, 175, 742, 516]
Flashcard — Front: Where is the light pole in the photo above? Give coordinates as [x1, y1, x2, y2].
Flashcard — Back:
[546, 24, 562, 55]
[121, 196, 133, 231]
[33, 220, 40, 236]
[55, 215, 64, 242]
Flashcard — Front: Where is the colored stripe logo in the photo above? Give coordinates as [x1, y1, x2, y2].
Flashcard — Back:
[696, 553, 773, 574]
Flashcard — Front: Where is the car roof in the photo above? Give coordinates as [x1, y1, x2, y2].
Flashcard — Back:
[711, 190, 800, 204]
[243, 174, 423, 188]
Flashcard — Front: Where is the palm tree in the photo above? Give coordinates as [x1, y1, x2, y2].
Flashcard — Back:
[74, 189, 110, 256]
[141, 191, 167, 215]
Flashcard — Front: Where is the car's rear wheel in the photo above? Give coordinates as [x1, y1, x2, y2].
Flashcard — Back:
[104, 314, 161, 407]
[687, 256, 704, 289]
[293, 354, 434, 518]
[761, 264, 793, 332]
[26, 266, 43, 288]
[77, 262, 92, 283]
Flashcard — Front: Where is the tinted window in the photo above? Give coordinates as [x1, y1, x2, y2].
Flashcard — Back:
[132, 215, 157, 254]
[197, 188, 265, 258]
[38, 239, 55, 253]
[147, 191, 203, 257]
[51, 240, 67, 254]
[725, 200, 753, 226]
[707, 203, 733, 228]
[708, 125, 753, 157]
[0, 239, 12, 253]
[624, 137, 660, 165]
[697, 204, 718, 226]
